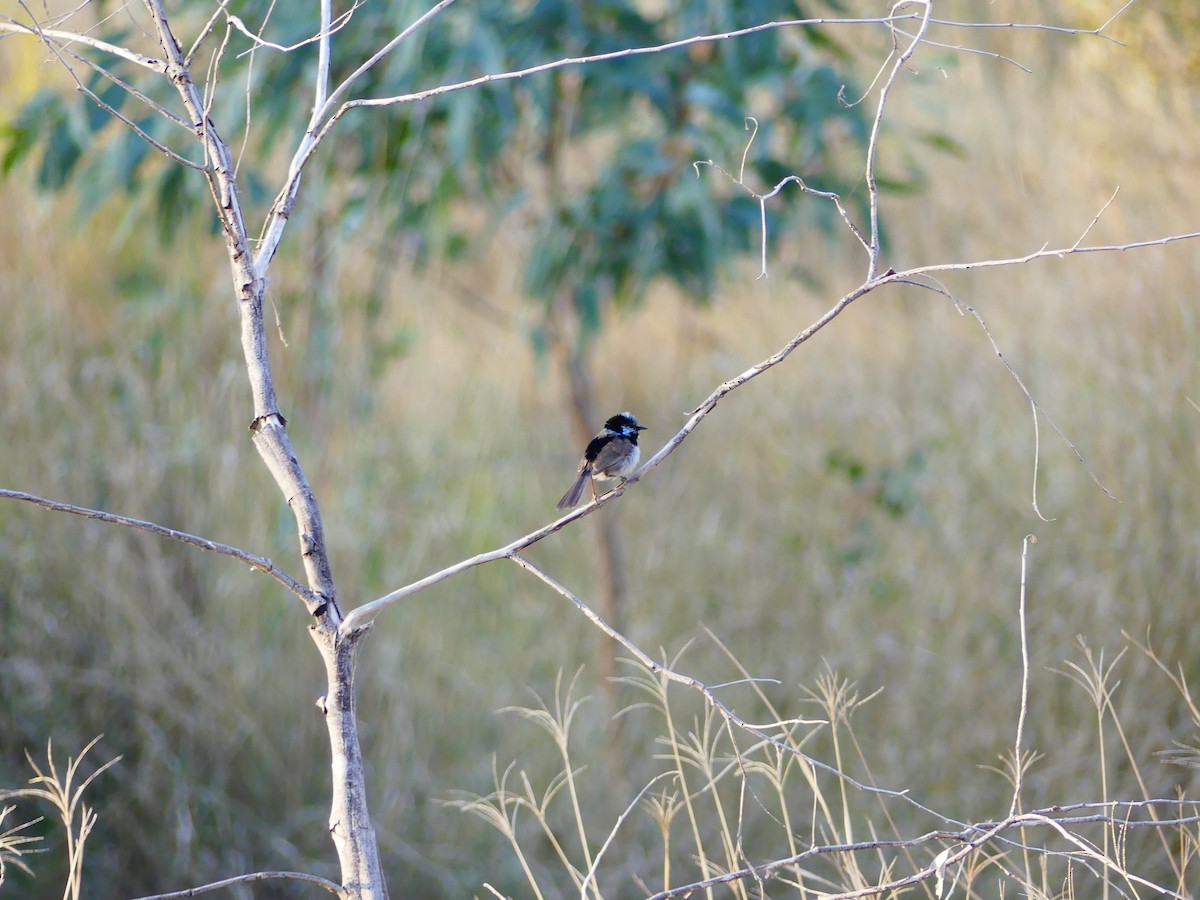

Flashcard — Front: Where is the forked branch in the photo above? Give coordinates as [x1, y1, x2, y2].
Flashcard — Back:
[506, 555, 943, 816]
[346, 218, 1200, 632]
[646, 806, 1194, 900]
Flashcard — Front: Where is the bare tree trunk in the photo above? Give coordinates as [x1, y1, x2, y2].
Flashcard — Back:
[315, 627, 389, 899]
[145, 3, 387, 895]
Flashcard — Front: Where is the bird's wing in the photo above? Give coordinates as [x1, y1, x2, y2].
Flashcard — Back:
[591, 438, 629, 473]
[583, 433, 609, 465]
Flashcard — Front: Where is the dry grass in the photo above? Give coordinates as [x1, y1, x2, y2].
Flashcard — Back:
[2, 3, 1200, 896]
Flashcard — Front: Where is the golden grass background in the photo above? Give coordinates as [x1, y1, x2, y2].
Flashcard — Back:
[3, 2, 1200, 895]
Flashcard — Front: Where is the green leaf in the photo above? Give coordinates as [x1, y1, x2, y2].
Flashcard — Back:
[916, 129, 969, 159]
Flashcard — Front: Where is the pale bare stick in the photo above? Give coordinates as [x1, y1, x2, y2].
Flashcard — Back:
[184, 0, 230, 68]
[1072, 187, 1121, 250]
[737, 116, 758, 183]
[232, 10, 259, 177]
[223, 3, 358, 59]
[14, 13, 193, 132]
[260, 7, 1130, 272]
[200, 12, 234, 144]
[341, 502, 602, 630]
[0, 16, 167, 71]
[67, 47, 193, 128]
[694, 117, 867, 277]
[130, 869, 342, 899]
[914, 278, 1119, 507]
[888, 28, 1033, 73]
[693, 159, 868, 271]
[898, 274, 1063, 519]
[0, 489, 316, 607]
[927, 2, 1134, 44]
[578, 771, 678, 900]
[693, 156, 803, 279]
[48, 47, 204, 168]
[1008, 535, 1037, 818]
[837, 35, 900, 110]
[266, 13, 920, 270]
[1004, 798, 1200, 821]
[648, 809, 1183, 900]
[11, 2, 203, 169]
[1, 0, 91, 33]
[506, 553, 940, 813]
[340, 15, 912, 112]
[865, 1, 933, 280]
[906, 231, 1200, 276]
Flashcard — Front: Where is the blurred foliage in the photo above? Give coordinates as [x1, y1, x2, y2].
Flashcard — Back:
[0, 0, 905, 349]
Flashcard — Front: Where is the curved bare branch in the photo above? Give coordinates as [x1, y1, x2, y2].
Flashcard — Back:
[131, 869, 343, 899]
[0, 489, 314, 605]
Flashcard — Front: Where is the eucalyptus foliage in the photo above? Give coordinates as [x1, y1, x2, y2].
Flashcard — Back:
[2, 1, 894, 341]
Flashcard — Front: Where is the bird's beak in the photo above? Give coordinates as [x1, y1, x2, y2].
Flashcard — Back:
[636, 424, 647, 431]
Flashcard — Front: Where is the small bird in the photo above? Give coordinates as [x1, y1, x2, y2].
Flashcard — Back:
[556, 412, 647, 510]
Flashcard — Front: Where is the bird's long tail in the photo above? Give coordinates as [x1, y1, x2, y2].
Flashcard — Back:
[556, 468, 592, 510]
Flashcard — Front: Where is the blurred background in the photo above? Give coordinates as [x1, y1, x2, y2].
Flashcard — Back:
[2, 0, 1200, 896]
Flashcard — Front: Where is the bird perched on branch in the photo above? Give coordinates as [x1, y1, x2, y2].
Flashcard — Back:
[556, 412, 647, 510]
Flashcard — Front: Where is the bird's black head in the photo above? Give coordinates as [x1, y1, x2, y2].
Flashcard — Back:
[605, 412, 646, 439]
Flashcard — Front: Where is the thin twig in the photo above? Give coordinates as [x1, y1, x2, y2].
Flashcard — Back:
[1008, 534, 1036, 817]
[578, 771, 677, 899]
[0, 489, 314, 605]
[694, 118, 865, 279]
[1072, 187, 1121, 250]
[224, 3, 358, 58]
[889, 27, 1033, 72]
[1029, 390, 1051, 521]
[200, 18, 233, 163]
[1096, 0, 1138, 34]
[65, 65, 205, 169]
[339, 14, 924, 114]
[693, 159, 803, 279]
[260, 8, 1132, 273]
[11, 3, 204, 169]
[0, 16, 168, 71]
[130, 869, 343, 899]
[42, 33, 193, 130]
[907, 230, 1200, 274]
[927, 5, 1132, 44]
[184, 0, 230, 68]
[865, 2, 933, 280]
[507, 554, 950, 819]
[646, 808, 1184, 900]
[272, 13, 921, 262]
[896, 273, 1118, 510]
[1028, 798, 1200, 817]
